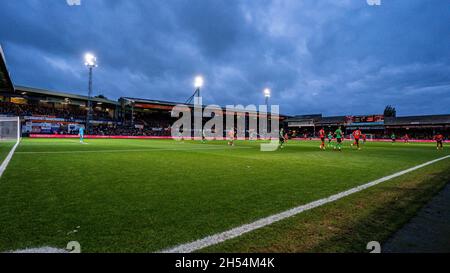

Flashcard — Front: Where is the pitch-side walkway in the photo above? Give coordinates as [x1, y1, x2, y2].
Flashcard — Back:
[384, 183, 450, 253]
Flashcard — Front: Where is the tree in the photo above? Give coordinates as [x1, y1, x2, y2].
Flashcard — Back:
[384, 105, 397, 117]
[95, 94, 108, 100]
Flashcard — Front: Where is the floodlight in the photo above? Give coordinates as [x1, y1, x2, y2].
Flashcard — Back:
[264, 88, 271, 98]
[194, 76, 204, 89]
[84, 52, 98, 134]
[84, 53, 97, 67]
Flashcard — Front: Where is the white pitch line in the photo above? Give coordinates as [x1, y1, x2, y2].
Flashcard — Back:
[7, 247, 68, 254]
[161, 154, 450, 253]
[0, 140, 21, 179]
[15, 146, 251, 155]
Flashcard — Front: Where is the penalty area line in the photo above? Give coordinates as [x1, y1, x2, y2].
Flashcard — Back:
[0, 140, 21, 179]
[160, 154, 450, 253]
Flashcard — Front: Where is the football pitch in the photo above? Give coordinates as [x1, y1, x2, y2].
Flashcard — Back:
[0, 138, 449, 253]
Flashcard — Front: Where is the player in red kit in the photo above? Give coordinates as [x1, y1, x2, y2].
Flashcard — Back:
[434, 133, 444, 150]
[403, 134, 410, 143]
[319, 128, 326, 150]
[351, 128, 362, 150]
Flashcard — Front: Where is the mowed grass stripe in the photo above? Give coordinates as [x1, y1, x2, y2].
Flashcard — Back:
[161, 154, 450, 253]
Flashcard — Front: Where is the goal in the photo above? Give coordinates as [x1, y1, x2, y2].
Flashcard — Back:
[0, 117, 21, 142]
[364, 134, 375, 141]
[0, 117, 21, 177]
[349, 133, 375, 141]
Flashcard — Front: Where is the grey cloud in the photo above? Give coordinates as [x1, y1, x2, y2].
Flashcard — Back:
[0, 0, 449, 116]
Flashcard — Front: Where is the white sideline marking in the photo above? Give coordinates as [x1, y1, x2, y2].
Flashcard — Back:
[161, 155, 450, 253]
[0, 140, 20, 179]
[7, 247, 67, 254]
[15, 146, 251, 155]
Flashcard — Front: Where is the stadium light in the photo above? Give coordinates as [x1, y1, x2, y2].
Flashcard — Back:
[84, 53, 98, 134]
[193, 75, 204, 100]
[84, 53, 97, 68]
[194, 76, 204, 89]
[185, 76, 205, 104]
[264, 88, 271, 114]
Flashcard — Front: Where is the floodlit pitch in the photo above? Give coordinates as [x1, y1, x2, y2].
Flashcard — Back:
[0, 138, 448, 253]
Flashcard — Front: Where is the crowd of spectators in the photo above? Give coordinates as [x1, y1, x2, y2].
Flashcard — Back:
[134, 112, 172, 129]
[0, 102, 111, 121]
[2, 101, 448, 139]
[1, 101, 174, 137]
[0, 101, 25, 116]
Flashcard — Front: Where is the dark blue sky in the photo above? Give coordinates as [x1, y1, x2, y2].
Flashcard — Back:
[1, 0, 449, 116]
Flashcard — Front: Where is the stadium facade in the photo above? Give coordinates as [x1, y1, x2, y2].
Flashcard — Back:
[1, 46, 449, 140]
[285, 114, 450, 140]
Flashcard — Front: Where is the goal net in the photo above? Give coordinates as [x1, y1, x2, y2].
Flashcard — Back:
[364, 134, 375, 141]
[0, 117, 20, 142]
[348, 133, 374, 141]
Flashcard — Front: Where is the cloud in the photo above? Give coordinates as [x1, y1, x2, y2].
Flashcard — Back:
[0, 0, 449, 116]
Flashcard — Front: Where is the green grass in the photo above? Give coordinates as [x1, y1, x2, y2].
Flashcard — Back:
[203, 160, 450, 253]
[0, 138, 448, 253]
[0, 140, 15, 163]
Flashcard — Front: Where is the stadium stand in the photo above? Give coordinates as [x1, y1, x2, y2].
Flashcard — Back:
[285, 114, 449, 140]
[385, 115, 450, 140]
[1, 86, 448, 140]
[1, 86, 175, 136]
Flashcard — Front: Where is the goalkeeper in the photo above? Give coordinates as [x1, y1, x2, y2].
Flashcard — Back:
[79, 126, 85, 143]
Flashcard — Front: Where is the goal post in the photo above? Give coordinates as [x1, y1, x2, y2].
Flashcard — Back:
[0, 117, 21, 178]
[364, 134, 375, 141]
[348, 133, 374, 142]
[0, 117, 21, 142]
